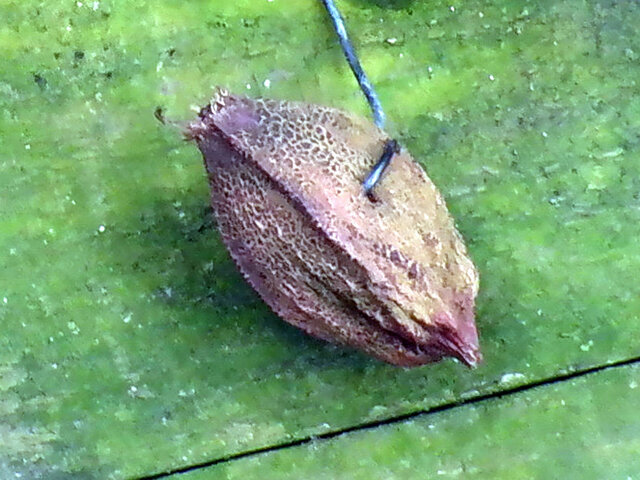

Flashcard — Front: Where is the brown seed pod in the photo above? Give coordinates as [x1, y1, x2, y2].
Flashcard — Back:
[189, 88, 481, 367]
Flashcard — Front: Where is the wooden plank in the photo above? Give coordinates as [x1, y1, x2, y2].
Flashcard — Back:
[1, 0, 639, 477]
[183, 363, 640, 480]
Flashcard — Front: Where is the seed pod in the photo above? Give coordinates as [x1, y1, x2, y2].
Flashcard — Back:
[189, 89, 481, 367]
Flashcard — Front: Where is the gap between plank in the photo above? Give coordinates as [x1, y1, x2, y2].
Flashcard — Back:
[138, 355, 640, 480]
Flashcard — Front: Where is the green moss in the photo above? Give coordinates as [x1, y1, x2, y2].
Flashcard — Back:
[1, 0, 639, 477]
[187, 364, 640, 480]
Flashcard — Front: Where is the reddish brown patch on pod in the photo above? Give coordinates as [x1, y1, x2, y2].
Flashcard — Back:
[189, 88, 481, 367]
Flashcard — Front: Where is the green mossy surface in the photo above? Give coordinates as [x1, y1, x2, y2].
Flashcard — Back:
[1, 0, 638, 478]
[185, 363, 640, 480]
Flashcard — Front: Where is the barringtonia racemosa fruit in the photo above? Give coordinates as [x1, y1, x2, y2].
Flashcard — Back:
[188, 89, 481, 367]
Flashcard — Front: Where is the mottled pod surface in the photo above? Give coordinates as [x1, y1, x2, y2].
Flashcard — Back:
[189, 89, 480, 367]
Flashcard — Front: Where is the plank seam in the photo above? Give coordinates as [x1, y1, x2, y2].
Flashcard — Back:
[136, 354, 640, 480]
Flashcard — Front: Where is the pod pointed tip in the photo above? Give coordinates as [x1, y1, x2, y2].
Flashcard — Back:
[431, 289, 482, 368]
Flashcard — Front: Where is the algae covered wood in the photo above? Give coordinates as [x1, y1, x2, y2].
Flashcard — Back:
[2, 0, 640, 478]
[190, 89, 480, 367]
[183, 363, 640, 480]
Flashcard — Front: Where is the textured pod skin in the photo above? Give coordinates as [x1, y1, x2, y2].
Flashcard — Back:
[189, 89, 481, 367]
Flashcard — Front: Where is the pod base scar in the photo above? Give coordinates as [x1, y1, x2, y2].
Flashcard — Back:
[189, 89, 481, 367]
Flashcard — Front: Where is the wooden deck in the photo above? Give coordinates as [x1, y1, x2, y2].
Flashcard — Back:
[1, 0, 639, 478]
